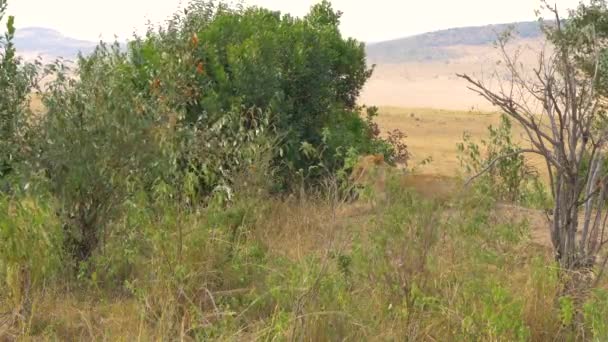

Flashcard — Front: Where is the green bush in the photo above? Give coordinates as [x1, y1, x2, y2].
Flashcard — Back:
[39, 31, 272, 264]
[458, 114, 548, 207]
[584, 288, 608, 340]
[127, 0, 390, 189]
[23, 1, 397, 271]
[0, 0, 39, 180]
[0, 188, 63, 320]
[39, 44, 169, 264]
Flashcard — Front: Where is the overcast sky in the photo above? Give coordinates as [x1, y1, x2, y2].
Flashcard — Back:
[7, 0, 582, 43]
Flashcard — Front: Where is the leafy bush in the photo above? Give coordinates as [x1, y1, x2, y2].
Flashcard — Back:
[38, 29, 272, 263]
[0, 2, 65, 327]
[32, 3, 399, 265]
[457, 114, 548, 207]
[39, 45, 163, 263]
[0, 0, 39, 180]
[127, 0, 389, 189]
[0, 188, 63, 323]
[584, 288, 608, 340]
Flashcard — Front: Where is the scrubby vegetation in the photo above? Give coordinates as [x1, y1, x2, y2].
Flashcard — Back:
[458, 114, 549, 208]
[1, 0, 608, 340]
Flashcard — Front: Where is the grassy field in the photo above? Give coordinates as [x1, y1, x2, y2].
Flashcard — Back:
[376, 107, 550, 181]
[3, 174, 567, 340]
[6, 0, 608, 337]
[4, 103, 608, 340]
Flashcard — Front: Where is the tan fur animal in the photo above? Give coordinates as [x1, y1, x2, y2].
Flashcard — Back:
[349, 154, 389, 202]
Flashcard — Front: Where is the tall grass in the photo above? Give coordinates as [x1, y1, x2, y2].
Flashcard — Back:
[4, 175, 607, 340]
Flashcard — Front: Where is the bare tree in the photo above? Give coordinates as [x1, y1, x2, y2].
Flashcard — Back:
[458, 4, 608, 272]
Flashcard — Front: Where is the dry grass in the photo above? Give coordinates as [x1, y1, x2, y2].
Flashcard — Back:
[2, 292, 145, 340]
[253, 198, 352, 261]
[4, 177, 606, 340]
[6, 25, 608, 340]
[375, 106, 550, 182]
[371, 106, 563, 249]
[10, 56, 605, 339]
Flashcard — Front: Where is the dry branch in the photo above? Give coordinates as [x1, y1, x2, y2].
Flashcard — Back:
[458, 5, 608, 272]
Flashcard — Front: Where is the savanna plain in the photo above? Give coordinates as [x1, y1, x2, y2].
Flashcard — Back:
[2, 0, 608, 341]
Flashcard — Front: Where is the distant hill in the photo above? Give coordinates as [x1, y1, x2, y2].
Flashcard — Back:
[366, 21, 543, 64]
[14, 27, 97, 61]
[13, 22, 544, 64]
[8, 23, 545, 110]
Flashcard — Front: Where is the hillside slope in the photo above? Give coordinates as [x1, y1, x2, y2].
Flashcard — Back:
[12, 22, 545, 110]
[361, 21, 547, 110]
[14, 27, 97, 60]
[366, 21, 542, 64]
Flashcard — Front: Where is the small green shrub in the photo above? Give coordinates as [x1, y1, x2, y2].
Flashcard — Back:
[39, 34, 272, 265]
[0, 188, 63, 321]
[583, 288, 608, 340]
[559, 295, 575, 327]
[40, 45, 169, 264]
[0, 0, 39, 180]
[458, 114, 548, 207]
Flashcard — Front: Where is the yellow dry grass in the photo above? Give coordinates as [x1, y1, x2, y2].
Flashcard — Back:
[373, 107, 559, 249]
[375, 106, 550, 181]
[9, 103, 598, 341]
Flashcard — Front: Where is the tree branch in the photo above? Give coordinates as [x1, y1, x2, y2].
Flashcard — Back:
[465, 149, 541, 186]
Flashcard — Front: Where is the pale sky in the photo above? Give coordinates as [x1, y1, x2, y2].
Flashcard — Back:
[7, 0, 582, 43]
